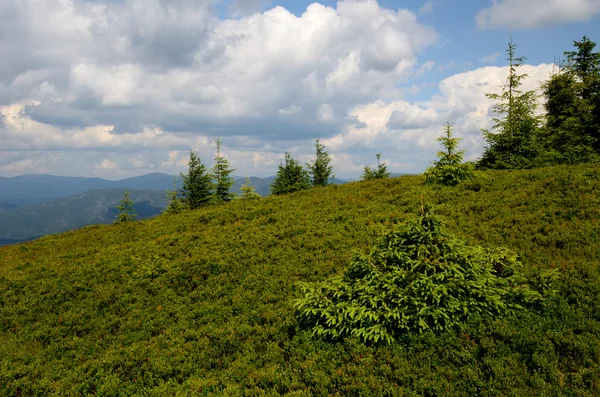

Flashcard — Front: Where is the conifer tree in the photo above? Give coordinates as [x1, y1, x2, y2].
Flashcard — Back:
[306, 138, 334, 187]
[478, 37, 542, 169]
[180, 148, 212, 210]
[163, 177, 187, 214]
[239, 176, 261, 200]
[424, 122, 473, 186]
[114, 190, 136, 224]
[271, 152, 311, 195]
[542, 36, 600, 162]
[211, 136, 236, 203]
[361, 152, 390, 180]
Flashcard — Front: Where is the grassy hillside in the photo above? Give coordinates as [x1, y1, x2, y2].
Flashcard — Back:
[1, 164, 599, 396]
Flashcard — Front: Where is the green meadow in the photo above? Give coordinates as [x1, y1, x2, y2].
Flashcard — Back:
[1, 163, 600, 396]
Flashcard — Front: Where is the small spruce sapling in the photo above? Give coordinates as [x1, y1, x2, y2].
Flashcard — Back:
[114, 190, 136, 224]
[163, 177, 187, 214]
[240, 176, 261, 200]
[294, 206, 558, 345]
[361, 152, 390, 180]
[424, 122, 473, 186]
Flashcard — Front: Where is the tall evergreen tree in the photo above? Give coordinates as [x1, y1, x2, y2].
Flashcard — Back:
[114, 190, 136, 224]
[306, 138, 334, 187]
[478, 37, 542, 169]
[542, 36, 600, 162]
[211, 136, 236, 203]
[425, 123, 473, 186]
[180, 149, 212, 210]
[361, 153, 390, 181]
[271, 152, 311, 195]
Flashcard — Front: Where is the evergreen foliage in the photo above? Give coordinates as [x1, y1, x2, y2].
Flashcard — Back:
[239, 176, 261, 200]
[424, 123, 474, 186]
[270, 152, 311, 195]
[306, 138, 334, 187]
[478, 38, 542, 170]
[211, 137, 236, 204]
[162, 177, 187, 214]
[179, 149, 212, 210]
[361, 153, 390, 180]
[113, 190, 136, 224]
[295, 206, 556, 345]
[542, 36, 600, 163]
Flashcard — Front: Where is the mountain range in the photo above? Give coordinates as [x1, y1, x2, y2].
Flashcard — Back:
[0, 173, 342, 245]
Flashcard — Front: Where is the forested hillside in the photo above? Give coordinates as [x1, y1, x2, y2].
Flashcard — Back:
[1, 164, 599, 395]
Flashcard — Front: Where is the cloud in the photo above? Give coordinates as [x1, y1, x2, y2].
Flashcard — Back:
[419, 1, 434, 15]
[479, 52, 502, 64]
[476, 0, 600, 30]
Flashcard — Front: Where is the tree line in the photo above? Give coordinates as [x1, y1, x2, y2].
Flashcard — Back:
[115, 35, 599, 221]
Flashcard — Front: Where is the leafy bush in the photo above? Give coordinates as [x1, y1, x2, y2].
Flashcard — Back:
[295, 206, 557, 345]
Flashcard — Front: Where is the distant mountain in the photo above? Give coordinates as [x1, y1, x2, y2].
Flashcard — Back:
[0, 202, 19, 212]
[0, 173, 178, 206]
[0, 188, 168, 244]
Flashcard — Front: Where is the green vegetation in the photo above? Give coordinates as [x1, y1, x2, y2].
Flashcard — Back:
[163, 178, 187, 215]
[180, 149, 213, 209]
[271, 152, 311, 195]
[425, 122, 474, 186]
[479, 37, 542, 170]
[479, 36, 600, 169]
[114, 190, 137, 224]
[2, 164, 600, 395]
[361, 152, 390, 180]
[211, 137, 236, 204]
[295, 206, 557, 345]
[306, 138, 334, 187]
[239, 176, 261, 200]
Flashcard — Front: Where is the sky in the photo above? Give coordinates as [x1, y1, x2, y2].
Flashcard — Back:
[0, 0, 599, 180]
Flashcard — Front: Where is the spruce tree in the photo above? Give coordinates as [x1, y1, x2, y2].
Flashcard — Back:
[271, 152, 311, 195]
[306, 138, 334, 187]
[114, 190, 136, 224]
[239, 176, 261, 200]
[424, 122, 473, 186]
[478, 37, 542, 169]
[361, 153, 390, 180]
[211, 136, 236, 203]
[180, 148, 212, 210]
[542, 36, 600, 162]
[163, 177, 187, 214]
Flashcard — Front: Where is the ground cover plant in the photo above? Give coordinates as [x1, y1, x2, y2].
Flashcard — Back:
[1, 164, 600, 395]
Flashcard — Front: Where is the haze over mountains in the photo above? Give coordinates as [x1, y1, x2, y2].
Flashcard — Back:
[0, 172, 358, 245]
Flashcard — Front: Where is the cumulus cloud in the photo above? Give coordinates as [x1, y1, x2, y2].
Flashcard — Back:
[476, 0, 600, 30]
[0, 0, 559, 179]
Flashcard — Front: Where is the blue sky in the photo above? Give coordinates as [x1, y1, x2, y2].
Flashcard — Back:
[0, 0, 599, 179]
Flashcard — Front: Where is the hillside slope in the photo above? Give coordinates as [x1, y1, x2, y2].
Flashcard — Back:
[1, 164, 600, 395]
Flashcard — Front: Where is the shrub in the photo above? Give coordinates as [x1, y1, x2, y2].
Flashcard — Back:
[294, 206, 557, 345]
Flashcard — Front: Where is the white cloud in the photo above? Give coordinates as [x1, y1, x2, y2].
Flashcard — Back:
[476, 0, 600, 30]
